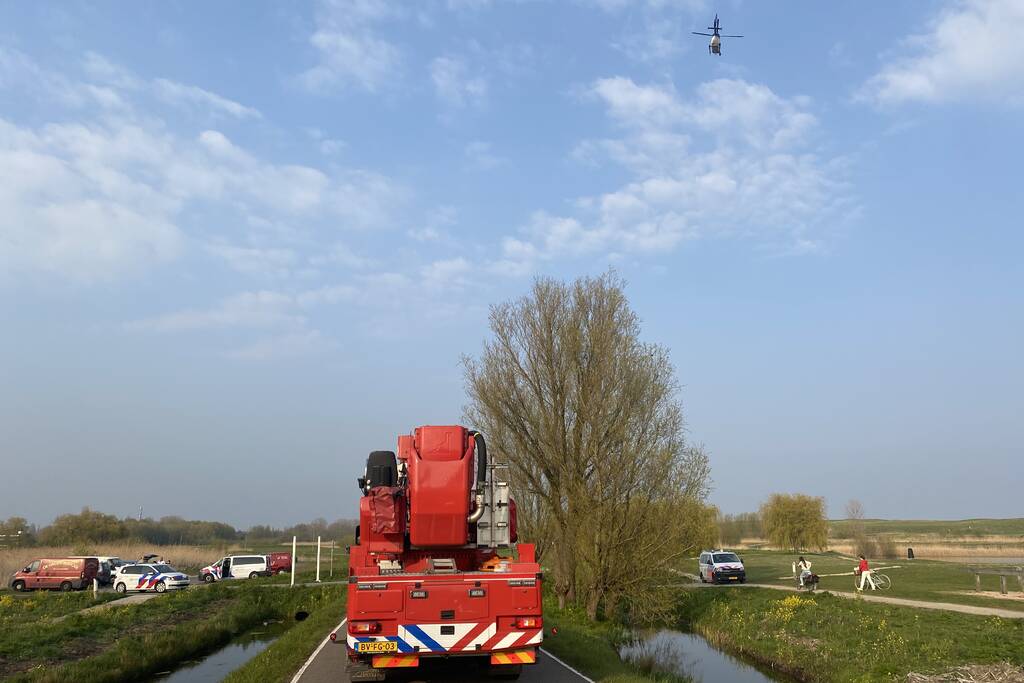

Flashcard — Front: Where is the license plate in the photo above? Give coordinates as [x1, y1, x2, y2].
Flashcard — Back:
[729, 576, 738, 580]
[357, 641, 398, 653]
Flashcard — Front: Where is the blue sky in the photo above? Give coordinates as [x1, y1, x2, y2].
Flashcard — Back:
[2, 1, 1022, 528]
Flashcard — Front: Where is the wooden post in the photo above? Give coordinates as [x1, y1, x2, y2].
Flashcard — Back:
[1000, 575, 1007, 595]
[1017, 573, 1023, 595]
[975, 573, 981, 592]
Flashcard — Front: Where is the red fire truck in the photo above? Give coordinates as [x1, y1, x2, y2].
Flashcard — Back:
[344, 425, 542, 680]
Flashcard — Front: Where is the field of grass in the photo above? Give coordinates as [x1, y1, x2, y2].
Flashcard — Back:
[732, 550, 1024, 613]
[676, 587, 1024, 682]
[828, 518, 1024, 538]
[0, 582, 340, 682]
[0, 591, 121, 623]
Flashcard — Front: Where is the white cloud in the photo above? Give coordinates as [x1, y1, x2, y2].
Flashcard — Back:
[295, 284, 358, 307]
[464, 140, 505, 169]
[299, 0, 402, 93]
[227, 329, 333, 361]
[0, 47, 127, 110]
[0, 51, 402, 283]
[498, 77, 851, 273]
[82, 52, 141, 89]
[127, 291, 301, 332]
[153, 78, 261, 119]
[859, 0, 1024, 106]
[420, 256, 471, 288]
[584, 0, 709, 63]
[79, 51, 261, 119]
[205, 243, 298, 277]
[590, 77, 815, 150]
[308, 242, 374, 269]
[430, 56, 488, 108]
[0, 118, 182, 282]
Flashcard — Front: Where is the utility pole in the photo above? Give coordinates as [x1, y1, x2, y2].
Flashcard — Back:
[316, 536, 322, 582]
[138, 506, 143, 521]
[290, 536, 296, 587]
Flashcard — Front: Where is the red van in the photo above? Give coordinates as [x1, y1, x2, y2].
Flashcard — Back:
[267, 552, 292, 575]
[9, 557, 99, 591]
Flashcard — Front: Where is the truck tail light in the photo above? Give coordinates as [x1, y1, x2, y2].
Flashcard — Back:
[350, 621, 381, 634]
[515, 617, 541, 629]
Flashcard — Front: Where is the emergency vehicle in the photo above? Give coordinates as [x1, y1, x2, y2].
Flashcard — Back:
[343, 426, 542, 680]
[111, 562, 190, 593]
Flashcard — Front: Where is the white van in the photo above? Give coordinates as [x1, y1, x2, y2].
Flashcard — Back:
[698, 549, 746, 584]
[199, 555, 270, 582]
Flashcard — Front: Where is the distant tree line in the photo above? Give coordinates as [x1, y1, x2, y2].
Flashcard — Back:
[717, 511, 762, 546]
[0, 509, 356, 547]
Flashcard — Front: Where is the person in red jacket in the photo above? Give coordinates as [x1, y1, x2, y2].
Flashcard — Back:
[856, 554, 876, 591]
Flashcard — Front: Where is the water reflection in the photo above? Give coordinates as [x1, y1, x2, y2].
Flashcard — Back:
[620, 630, 784, 683]
[156, 622, 286, 683]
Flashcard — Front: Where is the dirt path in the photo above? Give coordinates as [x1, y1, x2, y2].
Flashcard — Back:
[52, 593, 160, 621]
[744, 583, 1024, 619]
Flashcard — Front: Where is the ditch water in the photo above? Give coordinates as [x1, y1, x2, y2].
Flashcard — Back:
[619, 630, 789, 683]
[155, 621, 287, 683]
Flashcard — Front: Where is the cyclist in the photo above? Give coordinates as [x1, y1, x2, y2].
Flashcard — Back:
[856, 554, 876, 591]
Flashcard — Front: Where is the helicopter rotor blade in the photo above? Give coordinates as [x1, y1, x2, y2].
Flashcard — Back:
[692, 32, 713, 36]
[722, 34, 744, 38]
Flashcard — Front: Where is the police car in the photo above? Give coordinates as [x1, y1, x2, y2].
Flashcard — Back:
[111, 562, 191, 593]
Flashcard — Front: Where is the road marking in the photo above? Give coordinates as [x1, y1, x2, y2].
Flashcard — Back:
[292, 617, 346, 683]
[540, 648, 595, 683]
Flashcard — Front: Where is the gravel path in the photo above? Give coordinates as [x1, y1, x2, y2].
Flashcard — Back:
[742, 583, 1024, 619]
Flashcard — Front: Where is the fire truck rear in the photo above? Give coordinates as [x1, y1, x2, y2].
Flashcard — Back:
[345, 425, 542, 680]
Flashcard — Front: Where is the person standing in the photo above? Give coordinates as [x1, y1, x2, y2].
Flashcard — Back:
[857, 554, 876, 591]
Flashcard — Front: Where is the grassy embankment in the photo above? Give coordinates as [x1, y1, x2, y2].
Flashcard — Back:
[733, 549, 1024, 612]
[225, 587, 346, 683]
[677, 587, 1024, 682]
[540, 601, 689, 683]
[0, 591, 121, 622]
[828, 518, 1024, 538]
[0, 582, 342, 682]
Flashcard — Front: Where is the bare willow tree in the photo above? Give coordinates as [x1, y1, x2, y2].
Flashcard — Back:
[463, 272, 715, 621]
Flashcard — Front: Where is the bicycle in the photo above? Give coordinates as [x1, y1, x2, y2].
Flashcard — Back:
[854, 571, 891, 591]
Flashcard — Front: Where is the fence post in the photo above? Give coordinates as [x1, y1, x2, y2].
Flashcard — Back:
[1000, 575, 1008, 595]
[975, 573, 981, 592]
[316, 536, 322, 583]
[291, 536, 297, 587]
[330, 541, 334, 578]
[93, 578, 98, 597]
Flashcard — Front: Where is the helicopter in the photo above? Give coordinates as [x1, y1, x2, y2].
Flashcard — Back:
[692, 14, 743, 55]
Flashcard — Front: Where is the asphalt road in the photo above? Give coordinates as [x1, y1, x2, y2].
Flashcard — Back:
[295, 624, 592, 683]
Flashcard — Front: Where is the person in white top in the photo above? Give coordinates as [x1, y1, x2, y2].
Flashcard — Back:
[796, 556, 812, 586]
